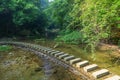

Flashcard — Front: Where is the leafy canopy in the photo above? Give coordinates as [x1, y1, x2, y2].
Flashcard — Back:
[0, 0, 41, 25]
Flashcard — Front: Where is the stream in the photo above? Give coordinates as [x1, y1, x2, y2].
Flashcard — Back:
[0, 47, 80, 80]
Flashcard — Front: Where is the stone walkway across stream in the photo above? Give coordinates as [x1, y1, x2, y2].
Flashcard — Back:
[0, 41, 120, 80]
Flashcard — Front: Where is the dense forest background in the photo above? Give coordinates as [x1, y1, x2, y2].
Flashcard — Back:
[0, 0, 120, 52]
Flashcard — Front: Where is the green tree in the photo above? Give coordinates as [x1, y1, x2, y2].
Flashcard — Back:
[79, 0, 120, 52]
[45, 0, 74, 29]
[0, 0, 48, 37]
[48, 0, 120, 52]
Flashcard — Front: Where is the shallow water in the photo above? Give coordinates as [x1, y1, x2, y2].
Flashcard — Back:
[0, 47, 80, 80]
[0, 47, 45, 80]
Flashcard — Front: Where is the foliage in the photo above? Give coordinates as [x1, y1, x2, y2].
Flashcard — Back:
[0, 45, 12, 51]
[79, 0, 120, 52]
[47, 0, 120, 53]
[0, 0, 120, 53]
[0, 0, 48, 37]
[0, 0, 40, 25]
[44, 0, 73, 29]
[56, 31, 83, 44]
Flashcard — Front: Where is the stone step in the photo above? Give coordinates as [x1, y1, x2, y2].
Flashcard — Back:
[47, 50, 53, 53]
[104, 75, 120, 80]
[44, 49, 51, 53]
[64, 56, 75, 61]
[58, 54, 69, 59]
[76, 60, 89, 67]
[49, 52, 55, 55]
[54, 52, 64, 57]
[47, 50, 57, 53]
[102, 73, 115, 80]
[43, 49, 48, 52]
[83, 64, 98, 72]
[1, 41, 120, 80]
[50, 51, 59, 55]
[41, 49, 45, 52]
[92, 69, 109, 79]
[69, 58, 81, 65]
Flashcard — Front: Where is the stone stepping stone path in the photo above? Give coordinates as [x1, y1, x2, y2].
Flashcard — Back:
[0, 41, 120, 80]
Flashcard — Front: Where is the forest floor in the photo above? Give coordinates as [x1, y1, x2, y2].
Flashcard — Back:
[31, 39, 120, 75]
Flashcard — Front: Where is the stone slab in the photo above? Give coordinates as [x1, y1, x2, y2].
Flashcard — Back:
[76, 60, 89, 67]
[104, 75, 120, 80]
[47, 50, 56, 53]
[54, 52, 64, 57]
[83, 64, 98, 72]
[50, 52, 59, 55]
[92, 69, 109, 79]
[64, 56, 75, 61]
[69, 58, 81, 65]
[58, 54, 69, 59]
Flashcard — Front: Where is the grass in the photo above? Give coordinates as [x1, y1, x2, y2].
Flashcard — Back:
[0, 45, 12, 51]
